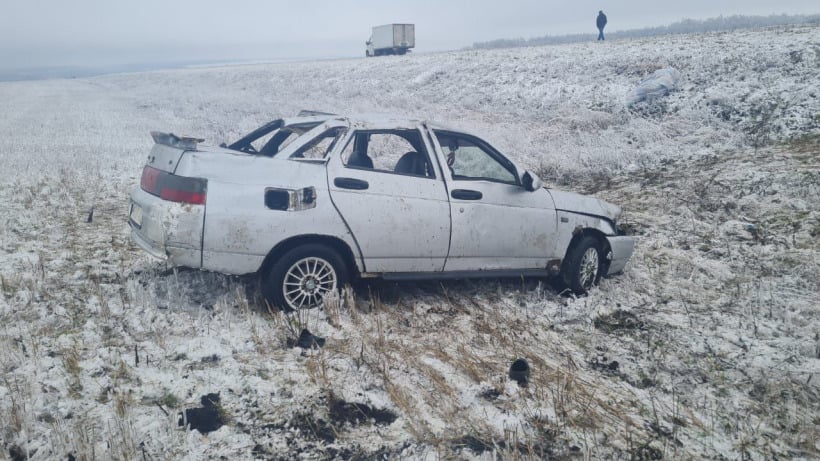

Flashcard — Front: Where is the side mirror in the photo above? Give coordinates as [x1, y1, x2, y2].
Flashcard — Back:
[522, 170, 542, 192]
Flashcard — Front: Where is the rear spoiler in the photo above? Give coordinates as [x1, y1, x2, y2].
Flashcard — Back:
[151, 131, 204, 151]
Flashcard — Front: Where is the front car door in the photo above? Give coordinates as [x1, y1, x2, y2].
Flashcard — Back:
[430, 129, 557, 271]
[326, 123, 451, 273]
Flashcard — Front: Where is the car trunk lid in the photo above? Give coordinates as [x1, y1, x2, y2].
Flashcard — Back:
[147, 131, 203, 173]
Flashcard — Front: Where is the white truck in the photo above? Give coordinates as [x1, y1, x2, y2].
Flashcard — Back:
[366, 24, 415, 57]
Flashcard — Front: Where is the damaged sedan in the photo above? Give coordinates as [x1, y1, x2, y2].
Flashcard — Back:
[129, 112, 635, 310]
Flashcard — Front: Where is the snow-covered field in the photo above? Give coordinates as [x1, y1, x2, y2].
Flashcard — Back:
[1, 24, 818, 460]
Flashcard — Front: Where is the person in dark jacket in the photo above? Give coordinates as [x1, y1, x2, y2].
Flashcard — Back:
[596, 10, 607, 41]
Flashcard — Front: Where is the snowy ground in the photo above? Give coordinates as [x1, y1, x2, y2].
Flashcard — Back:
[1, 24, 818, 460]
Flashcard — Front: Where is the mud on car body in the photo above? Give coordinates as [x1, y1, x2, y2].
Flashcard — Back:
[129, 112, 635, 310]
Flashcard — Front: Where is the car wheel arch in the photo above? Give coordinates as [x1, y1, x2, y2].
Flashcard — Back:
[561, 228, 612, 276]
[258, 234, 359, 280]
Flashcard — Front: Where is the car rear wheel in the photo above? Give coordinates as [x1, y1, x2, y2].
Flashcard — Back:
[562, 236, 604, 295]
[262, 244, 348, 311]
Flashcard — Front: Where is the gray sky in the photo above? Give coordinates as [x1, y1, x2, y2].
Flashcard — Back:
[1, 0, 818, 69]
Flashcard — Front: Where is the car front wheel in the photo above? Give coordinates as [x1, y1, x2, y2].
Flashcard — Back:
[262, 244, 348, 311]
[562, 236, 604, 295]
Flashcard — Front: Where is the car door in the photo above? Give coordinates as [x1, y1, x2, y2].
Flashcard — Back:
[431, 130, 557, 271]
[326, 126, 451, 273]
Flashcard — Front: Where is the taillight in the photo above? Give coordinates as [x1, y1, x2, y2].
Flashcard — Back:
[140, 166, 207, 205]
[140, 166, 161, 192]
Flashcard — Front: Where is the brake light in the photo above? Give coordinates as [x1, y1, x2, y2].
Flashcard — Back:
[140, 166, 161, 192]
[160, 187, 206, 204]
[140, 166, 207, 205]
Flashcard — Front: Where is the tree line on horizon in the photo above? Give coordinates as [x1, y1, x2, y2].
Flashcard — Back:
[472, 13, 820, 49]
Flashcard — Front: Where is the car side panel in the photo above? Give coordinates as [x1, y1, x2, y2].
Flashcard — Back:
[327, 169, 451, 273]
[201, 160, 360, 275]
[445, 184, 557, 270]
[325, 128, 451, 273]
[423, 128, 559, 271]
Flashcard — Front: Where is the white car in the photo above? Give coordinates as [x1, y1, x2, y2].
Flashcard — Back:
[129, 112, 635, 310]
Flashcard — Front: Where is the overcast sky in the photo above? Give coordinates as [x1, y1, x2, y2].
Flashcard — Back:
[1, 0, 818, 69]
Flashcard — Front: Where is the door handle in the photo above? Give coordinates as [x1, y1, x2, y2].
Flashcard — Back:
[334, 177, 369, 190]
[451, 189, 482, 200]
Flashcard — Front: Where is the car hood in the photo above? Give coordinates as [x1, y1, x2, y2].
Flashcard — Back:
[546, 189, 622, 222]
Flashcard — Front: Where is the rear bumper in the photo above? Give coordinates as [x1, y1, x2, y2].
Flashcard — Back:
[605, 235, 636, 275]
[130, 226, 167, 260]
[129, 187, 204, 268]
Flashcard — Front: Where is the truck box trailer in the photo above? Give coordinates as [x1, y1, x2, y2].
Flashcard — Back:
[366, 24, 415, 57]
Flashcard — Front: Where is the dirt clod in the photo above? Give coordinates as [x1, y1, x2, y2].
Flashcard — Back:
[594, 310, 644, 333]
[329, 398, 397, 427]
[179, 393, 225, 434]
[287, 329, 326, 349]
[8, 445, 25, 461]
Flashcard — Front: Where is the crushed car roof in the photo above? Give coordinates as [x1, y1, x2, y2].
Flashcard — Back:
[283, 112, 470, 134]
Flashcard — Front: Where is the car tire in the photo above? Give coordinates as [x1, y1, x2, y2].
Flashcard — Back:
[562, 236, 604, 295]
[262, 244, 348, 312]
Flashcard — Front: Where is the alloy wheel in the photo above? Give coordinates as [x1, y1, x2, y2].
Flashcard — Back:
[282, 256, 337, 309]
[578, 247, 600, 288]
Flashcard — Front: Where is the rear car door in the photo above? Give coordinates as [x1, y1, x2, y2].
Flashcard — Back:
[326, 125, 451, 273]
[431, 130, 557, 271]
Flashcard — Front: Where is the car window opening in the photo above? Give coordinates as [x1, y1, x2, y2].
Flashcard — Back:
[290, 127, 346, 160]
[341, 129, 436, 179]
[434, 130, 518, 185]
[227, 119, 328, 157]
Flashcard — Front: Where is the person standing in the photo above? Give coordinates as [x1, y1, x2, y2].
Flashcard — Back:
[597, 10, 608, 41]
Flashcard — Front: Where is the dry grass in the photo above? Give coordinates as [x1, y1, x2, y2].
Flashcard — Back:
[1, 24, 818, 458]
[6, 144, 804, 457]
[62, 343, 83, 398]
